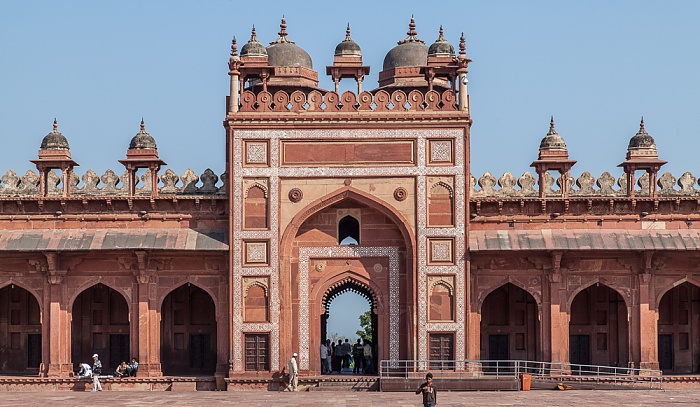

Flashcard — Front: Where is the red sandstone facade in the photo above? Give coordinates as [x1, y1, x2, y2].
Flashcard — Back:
[1, 18, 699, 384]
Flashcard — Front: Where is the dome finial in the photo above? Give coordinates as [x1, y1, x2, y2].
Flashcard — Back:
[398, 16, 424, 44]
[640, 116, 645, 129]
[549, 116, 556, 133]
[279, 17, 288, 38]
[459, 32, 466, 56]
[438, 25, 444, 40]
[140, 118, 145, 131]
[346, 23, 352, 40]
[53, 118, 58, 132]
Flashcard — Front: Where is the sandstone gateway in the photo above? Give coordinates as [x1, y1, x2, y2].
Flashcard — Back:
[0, 19, 698, 386]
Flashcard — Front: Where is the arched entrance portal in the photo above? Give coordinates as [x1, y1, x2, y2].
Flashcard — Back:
[480, 283, 539, 371]
[71, 284, 129, 372]
[161, 284, 217, 375]
[658, 282, 700, 374]
[569, 284, 628, 372]
[321, 279, 377, 374]
[0, 285, 41, 374]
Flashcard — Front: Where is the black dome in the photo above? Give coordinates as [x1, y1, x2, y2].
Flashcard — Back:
[628, 118, 656, 150]
[334, 24, 361, 57]
[427, 26, 455, 58]
[266, 18, 313, 69]
[539, 117, 567, 150]
[129, 119, 157, 150]
[240, 26, 267, 57]
[40, 119, 70, 150]
[382, 17, 428, 70]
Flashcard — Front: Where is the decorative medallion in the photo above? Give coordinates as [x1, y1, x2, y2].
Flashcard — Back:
[315, 262, 326, 272]
[344, 178, 352, 186]
[373, 263, 383, 273]
[394, 187, 407, 201]
[288, 188, 303, 203]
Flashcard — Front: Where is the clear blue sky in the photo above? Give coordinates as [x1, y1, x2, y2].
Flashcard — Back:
[2, 1, 700, 336]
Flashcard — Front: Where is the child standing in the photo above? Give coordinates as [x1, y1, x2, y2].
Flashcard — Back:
[415, 372, 437, 407]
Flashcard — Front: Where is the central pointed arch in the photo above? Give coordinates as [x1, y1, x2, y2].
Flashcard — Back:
[280, 186, 417, 371]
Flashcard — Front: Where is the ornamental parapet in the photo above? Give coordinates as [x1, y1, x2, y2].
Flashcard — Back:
[0, 168, 226, 197]
[235, 88, 460, 114]
[471, 170, 699, 198]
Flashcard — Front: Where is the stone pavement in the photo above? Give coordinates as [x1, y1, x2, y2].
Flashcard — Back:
[0, 389, 699, 407]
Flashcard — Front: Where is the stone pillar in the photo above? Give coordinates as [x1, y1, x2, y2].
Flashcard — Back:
[46, 280, 72, 376]
[638, 276, 659, 370]
[215, 275, 229, 388]
[549, 276, 569, 367]
[135, 271, 162, 376]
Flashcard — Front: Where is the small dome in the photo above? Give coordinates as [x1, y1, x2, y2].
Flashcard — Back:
[240, 26, 267, 58]
[428, 26, 455, 58]
[40, 119, 70, 150]
[129, 119, 157, 150]
[266, 18, 313, 69]
[628, 118, 657, 150]
[539, 117, 567, 150]
[382, 17, 428, 70]
[334, 24, 361, 57]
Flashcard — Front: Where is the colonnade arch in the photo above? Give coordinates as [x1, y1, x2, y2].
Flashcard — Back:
[568, 283, 628, 370]
[71, 283, 130, 372]
[160, 283, 217, 375]
[0, 284, 42, 374]
[657, 281, 700, 374]
[479, 283, 540, 366]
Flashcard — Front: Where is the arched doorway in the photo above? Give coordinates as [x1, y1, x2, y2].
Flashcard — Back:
[71, 284, 130, 372]
[569, 283, 628, 372]
[321, 279, 376, 374]
[161, 284, 217, 375]
[658, 282, 700, 374]
[480, 283, 539, 371]
[0, 285, 42, 374]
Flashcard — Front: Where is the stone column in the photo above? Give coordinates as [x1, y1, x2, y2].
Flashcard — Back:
[136, 274, 162, 376]
[549, 274, 570, 369]
[46, 275, 72, 376]
[637, 275, 658, 370]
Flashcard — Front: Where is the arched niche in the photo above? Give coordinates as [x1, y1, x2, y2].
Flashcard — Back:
[480, 283, 539, 369]
[0, 284, 42, 374]
[160, 283, 217, 375]
[657, 282, 700, 374]
[569, 283, 628, 371]
[71, 283, 130, 372]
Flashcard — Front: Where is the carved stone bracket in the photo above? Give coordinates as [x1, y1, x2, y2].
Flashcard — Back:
[41, 252, 67, 284]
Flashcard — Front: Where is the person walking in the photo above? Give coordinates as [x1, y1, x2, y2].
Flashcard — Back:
[91, 353, 103, 392]
[285, 353, 298, 392]
[336, 339, 344, 372]
[320, 341, 329, 374]
[416, 372, 437, 407]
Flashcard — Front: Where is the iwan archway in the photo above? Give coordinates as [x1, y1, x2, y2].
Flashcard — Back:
[280, 187, 416, 373]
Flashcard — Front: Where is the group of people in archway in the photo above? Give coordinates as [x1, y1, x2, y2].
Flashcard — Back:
[321, 338, 373, 374]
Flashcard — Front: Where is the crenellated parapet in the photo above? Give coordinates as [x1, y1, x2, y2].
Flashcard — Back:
[237, 88, 459, 113]
[0, 168, 226, 197]
[471, 170, 700, 198]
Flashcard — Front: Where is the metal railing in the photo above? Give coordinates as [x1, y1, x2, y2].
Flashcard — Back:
[379, 359, 663, 389]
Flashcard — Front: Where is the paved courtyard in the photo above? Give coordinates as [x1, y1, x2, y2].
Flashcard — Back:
[0, 389, 698, 407]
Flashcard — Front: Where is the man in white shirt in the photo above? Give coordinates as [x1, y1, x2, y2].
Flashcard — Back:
[77, 362, 92, 379]
[285, 353, 298, 392]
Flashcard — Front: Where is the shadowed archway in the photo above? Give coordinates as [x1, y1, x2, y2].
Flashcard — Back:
[71, 283, 130, 372]
[160, 283, 217, 375]
[0, 284, 42, 375]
